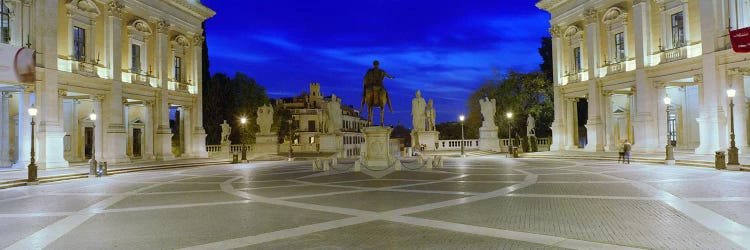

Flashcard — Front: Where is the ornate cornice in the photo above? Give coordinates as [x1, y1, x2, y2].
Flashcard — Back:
[156, 19, 170, 34]
[535, 0, 568, 11]
[128, 19, 153, 37]
[168, 0, 216, 19]
[66, 0, 101, 18]
[549, 25, 562, 38]
[106, 1, 125, 17]
[584, 8, 598, 24]
[191, 35, 204, 46]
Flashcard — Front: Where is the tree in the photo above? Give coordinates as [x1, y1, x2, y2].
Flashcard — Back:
[435, 121, 463, 140]
[202, 72, 269, 145]
[539, 37, 553, 82]
[390, 123, 412, 146]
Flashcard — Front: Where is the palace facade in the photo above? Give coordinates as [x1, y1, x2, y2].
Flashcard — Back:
[537, 0, 750, 154]
[0, 0, 214, 169]
[276, 83, 368, 158]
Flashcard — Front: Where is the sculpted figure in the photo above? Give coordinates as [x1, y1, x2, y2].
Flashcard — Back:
[479, 97, 496, 128]
[425, 99, 436, 131]
[526, 114, 536, 137]
[220, 120, 232, 143]
[256, 104, 274, 135]
[327, 94, 343, 132]
[412, 90, 426, 131]
[360, 60, 394, 125]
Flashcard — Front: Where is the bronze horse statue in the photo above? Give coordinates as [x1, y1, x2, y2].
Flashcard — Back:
[360, 60, 394, 126]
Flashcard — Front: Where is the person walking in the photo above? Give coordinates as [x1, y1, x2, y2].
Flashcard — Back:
[623, 140, 632, 164]
[618, 141, 625, 163]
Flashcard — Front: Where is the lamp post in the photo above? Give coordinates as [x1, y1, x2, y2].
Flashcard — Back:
[664, 97, 675, 165]
[88, 110, 97, 176]
[288, 119, 293, 161]
[727, 88, 740, 165]
[459, 115, 465, 157]
[506, 112, 513, 155]
[27, 105, 37, 183]
[240, 117, 248, 162]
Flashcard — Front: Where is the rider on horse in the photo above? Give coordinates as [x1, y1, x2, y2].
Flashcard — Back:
[361, 60, 394, 125]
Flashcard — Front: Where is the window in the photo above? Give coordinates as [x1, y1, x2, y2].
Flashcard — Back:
[131, 44, 141, 73]
[671, 11, 685, 47]
[308, 120, 315, 132]
[614, 32, 625, 62]
[573, 47, 582, 72]
[1, 0, 9, 44]
[73, 26, 86, 61]
[173, 56, 182, 82]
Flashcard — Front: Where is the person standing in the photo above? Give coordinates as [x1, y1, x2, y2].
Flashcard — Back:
[623, 140, 632, 164]
[617, 141, 625, 163]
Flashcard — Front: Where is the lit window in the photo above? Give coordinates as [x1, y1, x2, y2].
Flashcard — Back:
[614, 32, 625, 62]
[573, 47, 582, 72]
[73, 26, 86, 61]
[1, 1, 9, 44]
[131, 44, 141, 73]
[671, 11, 685, 48]
[174, 56, 182, 82]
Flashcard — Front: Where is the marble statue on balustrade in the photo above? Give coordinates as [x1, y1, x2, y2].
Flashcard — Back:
[327, 94, 343, 133]
[425, 99, 436, 131]
[479, 97, 496, 128]
[256, 104, 274, 135]
[478, 97, 501, 151]
[526, 114, 536, 137]
[220, 120, 232, 144]
[412, 90, 426, 131]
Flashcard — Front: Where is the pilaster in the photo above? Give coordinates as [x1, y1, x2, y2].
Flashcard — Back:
[154, 20, 174, 160]
[0, 92, 11, 166]
[106, 1, 124, 81]
[549, 26, 565, 151]
[142, 101, 155, 160]
[729, 69, 749, 153]
[191, 36, 208, 158]
[13, 88, 32, 168]
[91, 95, 104, 161]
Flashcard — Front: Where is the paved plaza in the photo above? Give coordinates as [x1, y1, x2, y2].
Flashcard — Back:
[0, 156, 748, 249]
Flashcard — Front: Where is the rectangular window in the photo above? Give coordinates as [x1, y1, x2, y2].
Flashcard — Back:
[73, 26, 86, 61]
[308, 120, 315, 132]
[131, 44, 141, 73]
[671, 11, 685, 48]
[573, 47, 582, 72]
[614, 32, 625, 62]
[173, 56, 182, 82]
[1, 1, 9, 44]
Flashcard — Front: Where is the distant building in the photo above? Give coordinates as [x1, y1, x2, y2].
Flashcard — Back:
[0, 0, 215, 169]
[276, 83, 368, 157]
[537, 0, 750, 154]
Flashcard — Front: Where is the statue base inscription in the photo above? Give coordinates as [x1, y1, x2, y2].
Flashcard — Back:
[479, 126, 501, 152]
[254, 134, 278, 155]
[356, 126, 400, 171]
[319, 133, 342, 157]
[411, 130, 440, 151]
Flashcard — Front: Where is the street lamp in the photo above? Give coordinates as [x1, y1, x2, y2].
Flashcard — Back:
[506, 112, 513, 155]
[89, 110, 97, 176]
[240, 117, 248, 162]
[664, 97, 675, 165]
[27, 105, 37, 183]
[459, 115, 465, 157]
[727, 88, 740, 166]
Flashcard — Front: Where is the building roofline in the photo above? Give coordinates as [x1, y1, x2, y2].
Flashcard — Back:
[536, 0, 567, 11]
[167, 0, 216, 20]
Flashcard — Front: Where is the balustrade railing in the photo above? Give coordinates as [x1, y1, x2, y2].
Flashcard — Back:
[606, 61, 625, 75]
[661, 46, 687, 64]
[436, 139, 479, 150]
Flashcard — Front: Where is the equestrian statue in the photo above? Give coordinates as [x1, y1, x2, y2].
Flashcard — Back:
[360, 60, 394, 126]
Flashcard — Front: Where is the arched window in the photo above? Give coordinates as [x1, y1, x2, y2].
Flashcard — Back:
[1, 0, 10, 44]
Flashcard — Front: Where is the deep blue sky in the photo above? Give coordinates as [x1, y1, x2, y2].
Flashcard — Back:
[202, 0, 550, 127]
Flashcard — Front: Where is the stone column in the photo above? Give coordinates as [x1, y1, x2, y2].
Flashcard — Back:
[91, 95, 104, 161]
[13, 89, 32, 168]
[105, 1, 124, 81]
[71, 100, 80, 161]
[182, 106, 193, 157]
[143, 101, 155, 160]
[603, 91, 616, 151]
[101, 81, 129, 163]
[123, 100, 130, 156]
[191, 36, 208, 158]
[695, 1, 725, 154]
[57, 89, 66, 133]
[34, 0, 68, 169]
[656, 84, 668, 149]
[549, 26, 565, 151]
[153, 19, 174, 160]
[630, 0, 657, 152]
[565, 99, 578, 149]
[729, 69, 748, 153]
[0, 92, 11, 166]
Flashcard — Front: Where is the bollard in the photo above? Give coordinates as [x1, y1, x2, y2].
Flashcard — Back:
[715, 151, 726, 170]
[512, 147, 519, 158]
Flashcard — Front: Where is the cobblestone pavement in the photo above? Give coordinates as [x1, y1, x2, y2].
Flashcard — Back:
[0, 158, 748, 249]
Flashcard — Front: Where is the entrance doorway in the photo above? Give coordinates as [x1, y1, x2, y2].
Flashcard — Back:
[84, 127, 93, 159]
[133, 128, 142, 158]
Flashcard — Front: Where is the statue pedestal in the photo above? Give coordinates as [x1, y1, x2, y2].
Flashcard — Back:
[356, 126, 399, 171]
[220, 141, 231, 154]
[411, 130, 440, 150]
[254, 134, 278, 155]
[319, 133, 342, 157]
[479, 126, 501, 151]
